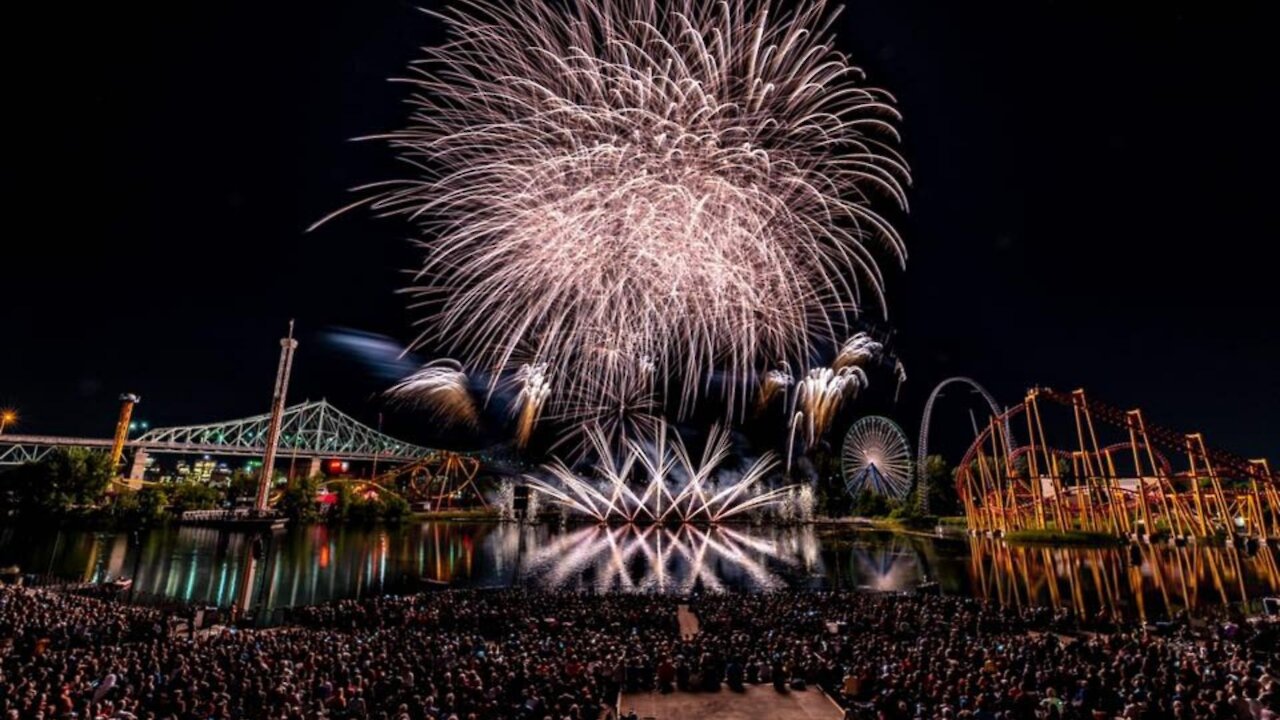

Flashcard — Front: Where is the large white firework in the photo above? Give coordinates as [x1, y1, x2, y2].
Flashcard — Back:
[342, 0, 909, 425]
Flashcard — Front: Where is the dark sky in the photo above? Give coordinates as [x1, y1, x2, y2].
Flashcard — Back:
[2, 1, 1275, 463]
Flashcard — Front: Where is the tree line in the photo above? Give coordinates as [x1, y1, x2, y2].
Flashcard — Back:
[0, 447, 408, 526]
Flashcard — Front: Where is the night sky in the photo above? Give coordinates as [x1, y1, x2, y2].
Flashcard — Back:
[3, 2, 1275, 463]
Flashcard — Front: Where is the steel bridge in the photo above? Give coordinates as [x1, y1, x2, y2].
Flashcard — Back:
[0, 400, 435, 475]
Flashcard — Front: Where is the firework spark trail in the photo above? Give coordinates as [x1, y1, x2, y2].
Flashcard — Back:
[756, 364, 795, 415]
[833, 332, 885, 370]
[789, 365, 869, 458]
[332, 0, 909, 427]
[893, 358, 908, 403]
[512, 362, 552, 448]
[388, 359, 479, 427]
[547, 376, 662, 462]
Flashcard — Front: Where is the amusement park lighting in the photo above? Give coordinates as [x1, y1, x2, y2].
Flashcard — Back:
[0, 409, 17, 434]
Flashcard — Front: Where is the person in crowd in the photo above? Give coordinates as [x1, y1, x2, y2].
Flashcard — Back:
[2, 585, 1277, 719]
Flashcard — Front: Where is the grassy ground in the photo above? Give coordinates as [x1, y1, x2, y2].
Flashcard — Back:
[408, 508, 503, 522]
[1004, 528, 1124, 546]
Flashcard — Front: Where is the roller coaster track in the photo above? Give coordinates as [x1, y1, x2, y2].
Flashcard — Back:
[956, 387, 1277, 540]
[1034, 387, 1266, 484]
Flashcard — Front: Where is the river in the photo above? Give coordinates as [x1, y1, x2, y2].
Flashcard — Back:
[1, 522, 1276, 622]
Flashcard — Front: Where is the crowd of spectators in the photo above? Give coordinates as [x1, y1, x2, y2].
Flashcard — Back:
[1, 585, 1276, 719]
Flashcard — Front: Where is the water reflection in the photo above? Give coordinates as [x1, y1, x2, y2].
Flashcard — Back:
[967, 537, 1280, 621]
[821, 532, 948, 593]
[1, 523, 1276, 620]
[518, 524, 824, 592]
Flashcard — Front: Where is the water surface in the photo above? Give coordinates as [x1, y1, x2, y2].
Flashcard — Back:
[1, 522, 1275, 622]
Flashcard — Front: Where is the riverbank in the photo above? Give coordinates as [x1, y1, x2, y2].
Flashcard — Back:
[1003, 528, 1127, 546]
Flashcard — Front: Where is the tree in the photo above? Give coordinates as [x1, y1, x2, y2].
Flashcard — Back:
[919, 454, 959, 515]
[332, 482, 354, 522]
[380, 493, 410, 522]
[225, 469, 259, 506]
[168, 481, 221, 513]
[853, 490, 893, 518]
[277, 475, 322, 523]
[111, 485, 169, 524]
[0, 447, 114, 514]
[136, 485, 170, 521]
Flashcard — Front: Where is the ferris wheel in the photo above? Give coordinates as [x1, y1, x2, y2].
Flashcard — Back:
[841, 416, 913, 500]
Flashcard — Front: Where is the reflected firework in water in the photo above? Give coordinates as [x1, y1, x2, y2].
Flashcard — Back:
[518, 524, 822, 592]
[846, 534, 926, 592]
[5, 524, 1277, 622]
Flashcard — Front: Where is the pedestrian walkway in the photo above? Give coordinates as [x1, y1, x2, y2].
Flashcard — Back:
[621, 684, 842, 720]
[677, 603, 700, 638]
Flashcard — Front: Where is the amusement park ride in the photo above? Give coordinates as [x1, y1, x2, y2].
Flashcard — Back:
[955, 387, 1278, 543]
[314, 451, 487, 510]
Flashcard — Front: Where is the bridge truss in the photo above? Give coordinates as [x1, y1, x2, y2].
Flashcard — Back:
[957, 387, 1278, 541]
[137, 399, 431, 461]
[0, 400, 435, 466]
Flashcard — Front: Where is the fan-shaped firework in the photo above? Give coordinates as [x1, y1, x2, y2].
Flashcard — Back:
[527, 421, 793, 523]
[343, 0, 910, 426]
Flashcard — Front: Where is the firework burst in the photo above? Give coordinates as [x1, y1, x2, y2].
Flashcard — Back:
[388, 359, 479, 428]
[791, 365, 869, 449]
[527, 420, 792, 523]
[335, 0, 910, 427]
[756, 364, 795, 415]
[833, 332, 884, 370]
[511, 363, 552, 448]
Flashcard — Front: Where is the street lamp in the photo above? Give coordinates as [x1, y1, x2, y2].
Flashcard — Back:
[0, 409, 16, 435]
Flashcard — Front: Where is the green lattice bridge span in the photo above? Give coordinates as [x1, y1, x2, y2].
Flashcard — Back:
[0, 400, 436, 471]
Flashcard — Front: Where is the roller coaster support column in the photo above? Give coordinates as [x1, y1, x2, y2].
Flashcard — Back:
[1188, 434, 1234, 540]
[254, 322, 298, 513]
[1253, 459, 1278, 540]
[1125, 412, 1156, 540]
[1133, 411, 1181, 539]
[1069, 394, 1097, 531]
